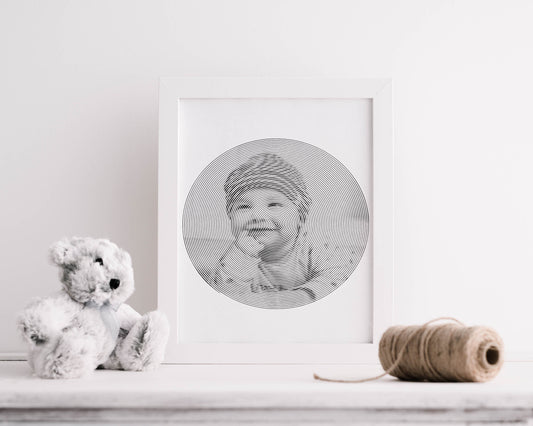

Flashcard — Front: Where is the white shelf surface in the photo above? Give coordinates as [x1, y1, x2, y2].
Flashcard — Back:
[1, 361, 533, 424]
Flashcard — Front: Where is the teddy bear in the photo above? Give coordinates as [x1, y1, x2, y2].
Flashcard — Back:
[17, 237, 169, 379]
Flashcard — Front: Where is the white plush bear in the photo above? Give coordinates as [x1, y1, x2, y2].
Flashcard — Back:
[17, 237, 169, 379]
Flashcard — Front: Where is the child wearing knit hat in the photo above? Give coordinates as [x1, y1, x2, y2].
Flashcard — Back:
[211, 153, 358, 309]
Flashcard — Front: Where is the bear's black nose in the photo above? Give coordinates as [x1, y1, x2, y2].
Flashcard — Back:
[109, 279, 120, 290]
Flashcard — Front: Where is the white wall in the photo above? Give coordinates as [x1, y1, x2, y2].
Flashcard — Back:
[2, 0, 532, 356]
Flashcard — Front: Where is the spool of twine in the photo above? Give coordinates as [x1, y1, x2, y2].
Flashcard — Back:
[314, 318, 504, 383]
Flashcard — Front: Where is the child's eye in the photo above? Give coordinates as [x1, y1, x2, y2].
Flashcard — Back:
[268, 202, 283, 208]
[236, 205, 250, 210]
[95, 258, 104, 266]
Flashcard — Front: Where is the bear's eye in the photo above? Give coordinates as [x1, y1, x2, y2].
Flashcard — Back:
[95, 258, 104, 266]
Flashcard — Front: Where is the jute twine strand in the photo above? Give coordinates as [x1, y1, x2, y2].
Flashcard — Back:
[313, 317, 504, 383]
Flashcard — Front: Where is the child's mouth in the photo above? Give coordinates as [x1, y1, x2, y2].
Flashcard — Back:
[248, 227, 277, 233]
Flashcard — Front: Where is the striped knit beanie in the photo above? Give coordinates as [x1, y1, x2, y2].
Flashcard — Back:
[224, 153, 312, 223]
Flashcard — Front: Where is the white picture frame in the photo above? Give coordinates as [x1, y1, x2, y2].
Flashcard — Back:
[158, 78, 393, 364]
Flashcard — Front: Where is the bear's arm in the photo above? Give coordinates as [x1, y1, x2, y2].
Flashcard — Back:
[115, 304, 142, 332]
[17, 291, 81, 346]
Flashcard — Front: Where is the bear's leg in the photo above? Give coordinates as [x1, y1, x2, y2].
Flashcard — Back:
[40, 327, 98, 379]
[116, 311, 169, 371]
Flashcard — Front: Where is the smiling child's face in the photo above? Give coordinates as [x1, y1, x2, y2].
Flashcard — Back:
[229, 188, 300, 253]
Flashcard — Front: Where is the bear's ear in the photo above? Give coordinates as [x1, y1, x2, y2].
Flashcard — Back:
[49, 238, 77, 266]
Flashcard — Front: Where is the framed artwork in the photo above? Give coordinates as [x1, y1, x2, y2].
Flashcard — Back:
[158, 78, 393, 364]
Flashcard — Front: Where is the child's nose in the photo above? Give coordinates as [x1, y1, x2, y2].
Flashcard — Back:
[250, 205, 269, 219]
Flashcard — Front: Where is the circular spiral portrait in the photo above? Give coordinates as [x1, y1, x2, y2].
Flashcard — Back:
[182, 138, 369, 309]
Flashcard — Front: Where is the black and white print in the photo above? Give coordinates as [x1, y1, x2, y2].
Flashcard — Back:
[182, 138, 369, 309]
